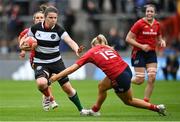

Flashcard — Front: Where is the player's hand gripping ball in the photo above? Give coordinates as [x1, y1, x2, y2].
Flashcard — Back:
[27, 36, 37, 49]
[20, 36, 37, 51]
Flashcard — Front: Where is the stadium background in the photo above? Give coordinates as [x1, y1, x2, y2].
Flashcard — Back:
[0, 0, 179, 80]
[0, 0, 180, 121]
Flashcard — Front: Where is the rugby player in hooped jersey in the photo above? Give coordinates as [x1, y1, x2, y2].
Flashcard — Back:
[18, 5, 59, 111]
[50, 34, 166, 116]
[125, 4, 166, 102]
[26, 6, 88, 115]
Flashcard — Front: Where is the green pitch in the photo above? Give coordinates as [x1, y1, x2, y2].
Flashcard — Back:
[0, 80, 180, 121]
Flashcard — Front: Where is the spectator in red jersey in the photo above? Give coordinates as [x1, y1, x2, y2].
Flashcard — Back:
[50, 34, 166, 116]
[18, 5, 59, 111]
[125, 4, 166, 102]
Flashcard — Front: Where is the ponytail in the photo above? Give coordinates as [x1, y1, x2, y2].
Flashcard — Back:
[91, 34, 108, 46]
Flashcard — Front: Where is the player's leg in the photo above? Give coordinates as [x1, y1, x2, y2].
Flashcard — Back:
[61, 81, 90, 115]
[36, 77, 51, 111]
[145, 63, 157, 102]
[90, 77, 112, 116]
[34, 65, 57, 111]
[131, 51, 146, 85]
[51, 60, 88, 115]
[61, 81, 83, 110]
[113, 67, 166, 116]
[131, 67, 146, 85]
[116, 88, 166, 116]
[143, 51, 157, 102]
[47, 86, 58, 109]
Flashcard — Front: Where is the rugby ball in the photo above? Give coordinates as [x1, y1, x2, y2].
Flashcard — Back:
[26, 36, 37, 50]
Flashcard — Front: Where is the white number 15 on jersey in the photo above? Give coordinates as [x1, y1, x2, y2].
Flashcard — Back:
[99, 50, 117, 60]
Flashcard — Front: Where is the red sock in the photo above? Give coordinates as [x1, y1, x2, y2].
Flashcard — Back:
[144, 98, 149, 102]
[148, 104, 158, 112]
[50, 96, 54, 102]
[40, 87, 50, 97]
[92, 105, 100, 112]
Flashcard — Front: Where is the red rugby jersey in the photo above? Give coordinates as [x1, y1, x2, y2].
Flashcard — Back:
[130, 18, 161, 51]
[76, 45, 128, 81]
[18, 28, 35, 64]
[19, 28, 29, 40]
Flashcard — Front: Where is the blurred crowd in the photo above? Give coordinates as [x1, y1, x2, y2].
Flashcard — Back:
[0, 0, 179, 56]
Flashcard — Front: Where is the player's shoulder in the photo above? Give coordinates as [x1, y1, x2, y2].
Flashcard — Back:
[132, 18, 145, 28]
[20, 28, 29, 34]
[136, 18, 144, 24]
[31, 22, 42, 29]
[19, 28, 29, 39]
[54, 24, 65, 32]
[153, 19, 160, 25]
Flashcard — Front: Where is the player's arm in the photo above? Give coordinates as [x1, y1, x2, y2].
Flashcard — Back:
[126, 31, 142, 49]
[157, 35, 166, 48]
[19, 35, 32, 51]
[63, 35, 83, 57]
[18, 34, 26, 59]
[126, 31, 151, 52]
[50, 64, 80, 82]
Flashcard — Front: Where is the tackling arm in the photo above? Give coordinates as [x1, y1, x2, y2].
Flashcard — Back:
[50, 64, 80, 82]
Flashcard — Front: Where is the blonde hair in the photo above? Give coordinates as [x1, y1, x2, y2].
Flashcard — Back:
[91, 34, 108, 46]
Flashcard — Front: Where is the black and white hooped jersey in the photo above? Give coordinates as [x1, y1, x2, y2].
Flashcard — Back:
[28, 22, 69, 64]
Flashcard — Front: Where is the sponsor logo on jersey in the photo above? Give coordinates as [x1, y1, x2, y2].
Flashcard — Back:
[142, 31, 157, 35]
[118, 88, 124, 92]
[37, 33, 41, 37]
[36, 66, 42, 70]
[134, 60, 139, 65]
[51, 34, 56, 39]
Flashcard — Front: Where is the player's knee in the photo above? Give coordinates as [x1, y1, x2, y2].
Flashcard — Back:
[36, 77, 48, 87]
[98, 83, 105, 91]
[132, 76, 145, 85]
[132, 72, 145, 85]
[136, 77, 145, 85]
[122, 98, 133, 106]
[148, 74, 156, 82]
[147, 67, 157, 81]
[98, 81, 109, 92]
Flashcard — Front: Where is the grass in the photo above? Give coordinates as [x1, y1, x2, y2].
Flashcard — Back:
[0, 80, 180, 121]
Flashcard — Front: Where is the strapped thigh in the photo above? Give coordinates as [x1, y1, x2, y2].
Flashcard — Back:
[135, 72, 145, 78]
[147, 67, 157, 76]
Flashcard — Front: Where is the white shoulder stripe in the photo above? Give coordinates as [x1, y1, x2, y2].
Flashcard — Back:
[61, 32, 69, 40]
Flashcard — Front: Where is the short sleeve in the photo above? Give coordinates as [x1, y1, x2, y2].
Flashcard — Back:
[76, 50, 92, 66]
[130, 20, 141, 35]
[18, 28, 29, 39]
[27, 28, 34, 37]
[56, 25, 68, 40]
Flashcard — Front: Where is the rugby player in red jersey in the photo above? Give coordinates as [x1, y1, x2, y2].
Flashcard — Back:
[125, 4, 166, 102]
[18, 6, 58, 110]
[50, 34, 166, 116]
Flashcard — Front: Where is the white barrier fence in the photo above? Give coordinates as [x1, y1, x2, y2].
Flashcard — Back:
[0, 57, 179, 81]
